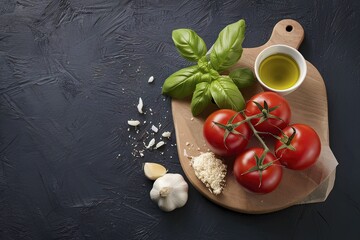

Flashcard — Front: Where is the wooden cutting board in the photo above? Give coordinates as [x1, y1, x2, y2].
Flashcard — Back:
[171, 19, 338, 214]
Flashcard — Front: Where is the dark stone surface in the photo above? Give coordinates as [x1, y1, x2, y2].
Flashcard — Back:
[0, 0, 359, 239]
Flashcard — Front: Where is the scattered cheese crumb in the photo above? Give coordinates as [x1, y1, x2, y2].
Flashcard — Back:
[128, 120, 140, 127]
[148, 76, 154, 83]
[137, 97, 144, 114]
[145, 138, 156, 149]
[185, 142, 190, 146]
[190, 152, 227, 195]
[151, 125, 158, 133]
[154, 141, 165, 149]
[162, 131, 171, 138]
[190, 117, 194, 121]
[183, 149, 192, 159]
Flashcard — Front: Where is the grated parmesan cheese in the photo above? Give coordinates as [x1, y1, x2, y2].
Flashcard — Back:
[190, 152, 227, 195]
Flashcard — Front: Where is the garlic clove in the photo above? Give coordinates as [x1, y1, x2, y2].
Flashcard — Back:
[144, 162, 167, 180]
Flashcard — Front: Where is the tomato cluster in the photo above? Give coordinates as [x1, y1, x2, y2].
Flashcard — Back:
[203, 92, 321, 194]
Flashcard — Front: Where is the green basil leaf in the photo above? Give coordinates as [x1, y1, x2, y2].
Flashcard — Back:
[210, 19, 246, 71]
[172, 29, 207, 62]
[210, 76, 245, 111]
[191, 82, 212, 116]
[229, 67, 255, 88]
[162, 65, 200, 98]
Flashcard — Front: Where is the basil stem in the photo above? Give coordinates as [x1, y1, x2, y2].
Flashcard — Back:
[210, 19, 245, 71]
[172, 29, 207, 62]
[229, 67, 255, 89]
[197, 56, 211, 73]
[162, 65, 201, 98]
[210, 76, 245, 111]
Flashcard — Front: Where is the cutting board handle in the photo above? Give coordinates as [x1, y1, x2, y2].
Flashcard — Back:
[263, 19, 304, 50]
[231, 19, 305, 71]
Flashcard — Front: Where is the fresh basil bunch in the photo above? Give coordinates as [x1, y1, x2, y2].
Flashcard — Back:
[162, 19, 255, 116]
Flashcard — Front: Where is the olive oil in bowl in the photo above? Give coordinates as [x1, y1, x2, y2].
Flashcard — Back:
[259, 54, 300, 90]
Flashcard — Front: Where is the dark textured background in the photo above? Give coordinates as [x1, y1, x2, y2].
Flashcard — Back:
[0, 0, 359, 239]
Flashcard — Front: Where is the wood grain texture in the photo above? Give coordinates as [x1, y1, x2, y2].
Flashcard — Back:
[172, 19, 338, 214]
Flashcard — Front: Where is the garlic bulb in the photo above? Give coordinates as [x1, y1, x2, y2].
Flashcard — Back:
[150, 173, 188, 212]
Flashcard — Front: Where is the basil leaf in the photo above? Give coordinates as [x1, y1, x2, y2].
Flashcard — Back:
[162, 65, 200, 98]
[229, 67, 255, 88]
[172, 29, 207, 62]
[210, 76, 245, 111]
[191, 82, 212, 116]
[210, 19, 246, 71]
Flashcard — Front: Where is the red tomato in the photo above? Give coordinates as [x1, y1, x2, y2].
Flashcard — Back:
[275, 124, 321, 170]
[233, 148, 283, 194]
[245, 92, 291, 134]
[203, 109, 251, 157]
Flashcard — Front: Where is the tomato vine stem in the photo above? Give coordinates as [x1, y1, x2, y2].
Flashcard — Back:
[247, 120, 269, 153]
[237, 110, 280, 179]
[221, 110, 279, 187]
